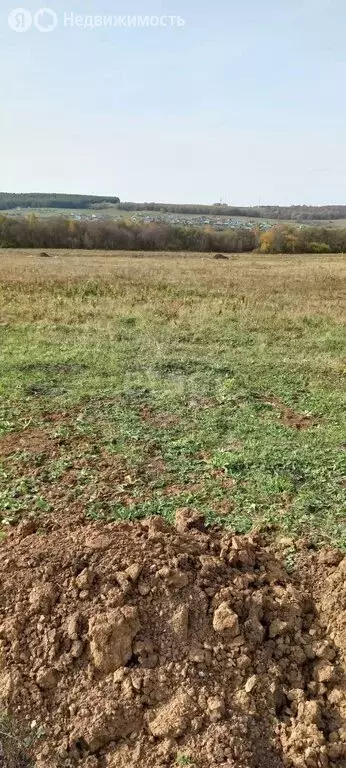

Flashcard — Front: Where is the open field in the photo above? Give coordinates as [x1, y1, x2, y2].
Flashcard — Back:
[0, 249, 345, 547]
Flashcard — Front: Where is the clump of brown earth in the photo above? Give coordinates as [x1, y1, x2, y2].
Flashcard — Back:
[0, 510, 346, 768]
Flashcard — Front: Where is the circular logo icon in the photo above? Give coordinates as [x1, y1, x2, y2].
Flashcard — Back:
[34, 7, 58, 32]
[8, 8, 32, 32]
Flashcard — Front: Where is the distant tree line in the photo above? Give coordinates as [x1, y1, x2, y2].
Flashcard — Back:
[119, 201, 346, 221]
[0, 193, 120, 210]
[118, 202, 262, 218]
[0, 216, 344, 253]
[258, 205, 346, 221]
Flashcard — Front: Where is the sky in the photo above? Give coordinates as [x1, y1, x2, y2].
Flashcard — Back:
[1, 0, 345, 205]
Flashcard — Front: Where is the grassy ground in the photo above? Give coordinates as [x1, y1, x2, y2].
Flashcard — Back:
[0, 249, 345, 548]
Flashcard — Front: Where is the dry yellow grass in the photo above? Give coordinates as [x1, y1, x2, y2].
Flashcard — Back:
[0, 249, 345, 327]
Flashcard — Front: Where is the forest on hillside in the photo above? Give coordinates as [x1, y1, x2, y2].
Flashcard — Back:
[0, 193, 120, 210]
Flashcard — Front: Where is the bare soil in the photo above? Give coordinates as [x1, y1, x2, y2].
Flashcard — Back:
[0, 429, 55, 459]
[0, 512, 345, 767]
[260, 397, 317, 430]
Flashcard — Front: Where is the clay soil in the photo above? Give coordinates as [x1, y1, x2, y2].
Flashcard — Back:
[0, 511, 346, 768]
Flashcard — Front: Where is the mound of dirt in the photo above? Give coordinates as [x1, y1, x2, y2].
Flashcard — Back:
[0, 512, 345, 768]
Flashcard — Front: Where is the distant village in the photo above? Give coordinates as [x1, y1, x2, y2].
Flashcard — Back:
[5, 204, 310, 232]
[65, 210, 274, 231]
[131, 213, 273, 231]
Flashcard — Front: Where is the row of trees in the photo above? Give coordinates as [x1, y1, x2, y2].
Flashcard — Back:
[0, 194, 120, 210]
[259, 226, 346, 253]
[119, 201, 346, 221]
[118, 202, 262, 218]
[0, 215, 257, 252]
[258, 205, 346, 221]
[0, 216, 344, 253]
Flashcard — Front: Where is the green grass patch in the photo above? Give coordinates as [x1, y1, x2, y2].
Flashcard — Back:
[0, 252, 345, 547]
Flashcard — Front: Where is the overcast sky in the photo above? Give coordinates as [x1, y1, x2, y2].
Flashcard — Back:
[1, 0, 345, 204]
